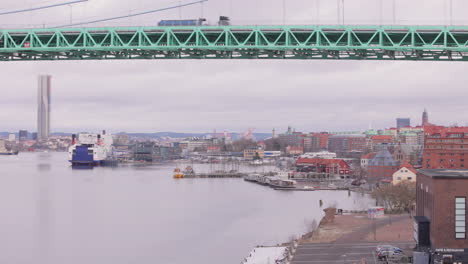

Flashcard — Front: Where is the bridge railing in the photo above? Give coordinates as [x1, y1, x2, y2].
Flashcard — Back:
[1, 25, 468, 60]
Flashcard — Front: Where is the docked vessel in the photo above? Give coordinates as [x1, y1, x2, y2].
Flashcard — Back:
[183, 166, 195, 176]
[68, 131, 113, 167]
[173, 168, 184, 179]
[0, 140, 18, 155]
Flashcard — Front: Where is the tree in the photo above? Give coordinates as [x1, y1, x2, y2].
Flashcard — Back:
[253, 151, 261, 160]
[371, 181, 416, 213]
[231, 139, 257, 152]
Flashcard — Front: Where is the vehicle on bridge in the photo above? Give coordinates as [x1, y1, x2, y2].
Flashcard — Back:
[158, 18, 207, 27]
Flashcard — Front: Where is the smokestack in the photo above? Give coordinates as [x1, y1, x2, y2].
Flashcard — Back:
[97, 134, 101, 145]
[72, 134, 76, 145]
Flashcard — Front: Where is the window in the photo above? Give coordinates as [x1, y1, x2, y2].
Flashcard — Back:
[407, 177, 412, 180]
[456, 197, 466, 239]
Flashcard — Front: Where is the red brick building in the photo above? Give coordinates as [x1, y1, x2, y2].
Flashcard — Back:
[328, 134, 367, 153]
[415, 170, 468, 262]
[286, 146, 304, 156]
[295, 158, 351, 176]
[370, 135, 394, 146]
[311, 132, 329, 150]
[367, 149, 400, 179]
[423, 126, 468, 169]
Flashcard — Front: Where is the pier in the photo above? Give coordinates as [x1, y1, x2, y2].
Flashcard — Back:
[178, 172, 247, 179]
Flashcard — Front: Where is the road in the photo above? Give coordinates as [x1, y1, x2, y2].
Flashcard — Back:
[291, 242, 415, 264]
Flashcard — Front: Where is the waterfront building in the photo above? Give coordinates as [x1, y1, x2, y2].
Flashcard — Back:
[37, 75, 51, 141]
[179, 139, 210, 152]
[264, 151, 281, 157]
[391, 162, 417, 185]
[328, 134, 367, 153]
[396, 118, 411, 129]
[295, 157, 351, 177]
[367, 149, 400, 179]
[302, 151, 337, 159]
[423, 126, 468, 169]
[19, 130, 28, 141]
[32, 132, 38, 141]
[8, 133, 16, 142]
[243, 147, 264, 160]
[414, 169, 468, 263]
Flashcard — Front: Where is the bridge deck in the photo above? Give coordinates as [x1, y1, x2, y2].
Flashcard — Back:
[2, 25, 468, 61]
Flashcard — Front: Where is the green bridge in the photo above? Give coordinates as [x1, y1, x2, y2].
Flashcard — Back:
[2, 25, 468, 61]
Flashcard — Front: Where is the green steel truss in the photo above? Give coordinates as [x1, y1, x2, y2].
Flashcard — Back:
[3, 25, 468, 61]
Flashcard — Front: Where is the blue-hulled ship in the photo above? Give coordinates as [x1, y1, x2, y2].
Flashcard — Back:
[68, 131, 113, 167]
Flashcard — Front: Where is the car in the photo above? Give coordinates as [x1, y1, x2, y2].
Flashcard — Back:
[375, 245, 396, 253]
[377, 248, 404, 260]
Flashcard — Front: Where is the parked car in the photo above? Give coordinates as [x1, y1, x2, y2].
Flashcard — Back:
[375, 244, 396, 253]
[377, 247, 404, 260]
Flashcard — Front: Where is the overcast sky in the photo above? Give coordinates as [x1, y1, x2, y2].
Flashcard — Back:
[0, 0, 468, 134]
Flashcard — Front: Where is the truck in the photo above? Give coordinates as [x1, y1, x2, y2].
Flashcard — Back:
[158, 18, 206, 27]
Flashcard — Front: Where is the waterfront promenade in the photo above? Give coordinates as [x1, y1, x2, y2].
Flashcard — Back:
[291, 214, 415, 263]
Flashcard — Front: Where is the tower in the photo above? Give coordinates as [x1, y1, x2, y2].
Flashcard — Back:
[422, 109, 429, 126]
[38, 75, 51, 141]
[396, 118, 411, 129]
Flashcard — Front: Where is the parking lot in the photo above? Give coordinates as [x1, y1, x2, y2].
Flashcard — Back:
[291, 242, 415, 264]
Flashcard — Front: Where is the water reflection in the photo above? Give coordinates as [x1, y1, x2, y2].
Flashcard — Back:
[0, 153, 374, 264]
[35, 163, 53, 263]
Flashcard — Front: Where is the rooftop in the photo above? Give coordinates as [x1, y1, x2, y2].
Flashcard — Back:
[418, 169, 468, 179]
[398, 162, 417, 174]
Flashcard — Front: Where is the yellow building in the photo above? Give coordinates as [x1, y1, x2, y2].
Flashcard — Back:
[243, 148, 265, 160]
[392, 162, 417, 185]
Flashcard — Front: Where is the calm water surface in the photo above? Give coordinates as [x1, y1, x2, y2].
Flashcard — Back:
[0, 153, 373, 264]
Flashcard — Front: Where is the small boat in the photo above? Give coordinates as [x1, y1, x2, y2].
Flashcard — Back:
[244, 173, 261, 182]
[183, 166, 195, 175]
[173, 168, 184, 179]
[268, 177, 296, 189]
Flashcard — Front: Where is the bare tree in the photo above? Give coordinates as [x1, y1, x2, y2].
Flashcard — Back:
[371, 181, 416, 213]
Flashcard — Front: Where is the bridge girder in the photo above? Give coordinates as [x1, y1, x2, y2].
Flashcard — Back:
[1, 25, 468, 61]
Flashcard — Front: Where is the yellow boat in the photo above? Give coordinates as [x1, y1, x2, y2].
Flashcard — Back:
[173, 168, 184, 179]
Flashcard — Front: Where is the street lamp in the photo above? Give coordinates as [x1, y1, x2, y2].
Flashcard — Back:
[342, 254, 347, 264]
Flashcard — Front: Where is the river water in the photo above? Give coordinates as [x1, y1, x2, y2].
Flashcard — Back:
[0, 152, 373, 264]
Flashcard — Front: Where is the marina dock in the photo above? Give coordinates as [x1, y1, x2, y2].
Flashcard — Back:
[181, 172, 247, 178]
